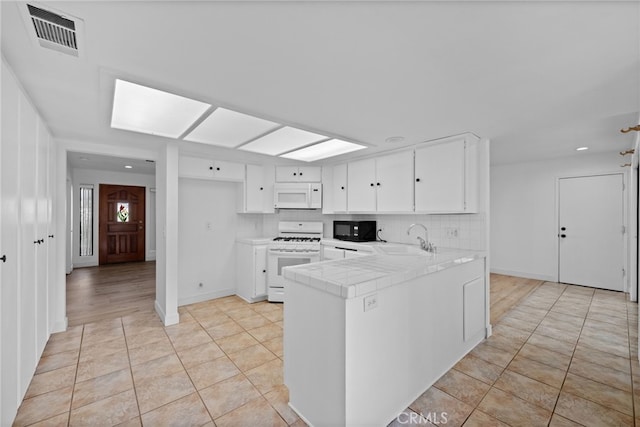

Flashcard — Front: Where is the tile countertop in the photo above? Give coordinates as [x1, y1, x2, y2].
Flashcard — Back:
[282, 247, 486, 299]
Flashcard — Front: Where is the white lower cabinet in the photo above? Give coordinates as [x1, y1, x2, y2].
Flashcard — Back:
[236, 242, 268, 303]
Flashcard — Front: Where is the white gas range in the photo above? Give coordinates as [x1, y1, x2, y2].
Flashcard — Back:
[267, 221, 323, 302]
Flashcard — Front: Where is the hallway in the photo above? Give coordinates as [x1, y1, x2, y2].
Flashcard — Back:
[66, 262, 156, 326]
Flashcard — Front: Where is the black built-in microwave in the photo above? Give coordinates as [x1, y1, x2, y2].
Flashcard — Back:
[333, 220, 377, 242]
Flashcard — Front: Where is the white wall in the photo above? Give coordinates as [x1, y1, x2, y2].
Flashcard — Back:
[491, 152, 627, 282]
[71, 168, 156, 267]
[178, 179, 261, 305]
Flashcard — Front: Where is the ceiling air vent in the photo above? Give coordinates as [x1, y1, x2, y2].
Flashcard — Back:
[22, 3, 84, 57]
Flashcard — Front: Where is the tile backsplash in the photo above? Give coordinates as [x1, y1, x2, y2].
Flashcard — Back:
[261, 210, 486, 251]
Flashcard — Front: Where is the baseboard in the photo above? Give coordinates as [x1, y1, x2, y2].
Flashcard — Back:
[489, 268, 555, 282]
[52, 317, 68, 333]
[155, 300, 180, 326]
[178, 288, 236, 306]
[73, 260, 98, 268]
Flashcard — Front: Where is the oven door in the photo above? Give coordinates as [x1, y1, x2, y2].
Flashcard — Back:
[267, 249, 320, 302]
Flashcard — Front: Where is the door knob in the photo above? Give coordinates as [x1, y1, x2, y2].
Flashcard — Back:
[1, 255, 6, 263]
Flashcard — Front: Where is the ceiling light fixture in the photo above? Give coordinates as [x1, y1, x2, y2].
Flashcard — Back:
[184, 107, 280, 148]
[111, 79, 211, 139]
[239, 126, 328, 156]
[576, 147, 589, 151]
[281, 139, 367, 162]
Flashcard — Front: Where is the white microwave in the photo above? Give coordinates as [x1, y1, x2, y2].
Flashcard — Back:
[273, 183, 322, 209]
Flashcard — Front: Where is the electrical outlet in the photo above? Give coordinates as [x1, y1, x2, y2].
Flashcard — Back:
[446, 228, 458, 238]
[198, 282, 203, 288]
[206, 222, 212, 231]
[364, 294, 378, 312]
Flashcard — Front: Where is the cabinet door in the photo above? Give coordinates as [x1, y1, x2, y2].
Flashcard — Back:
[275, 166, 301, 182]
[343, 250, 370, 259]
[179, 156, 215, 179]
[214, 160, 244, 181]
[245, 164, 265, 212]
[254, 246, 268, 296]
[347, 158, 376, 212]
[415, 140, 465, 212]
[323, 246, 345, 260]
[298, 166, 321, 182]
[375, 151, 414, 212]
[333, 164, 348, 212]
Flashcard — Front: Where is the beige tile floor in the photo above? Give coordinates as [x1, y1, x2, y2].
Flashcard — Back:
[13, 282, 640, 426]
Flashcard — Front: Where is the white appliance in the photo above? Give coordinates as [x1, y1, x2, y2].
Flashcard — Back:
[267, 221, 323, 302]
[273, 183, 322, 209]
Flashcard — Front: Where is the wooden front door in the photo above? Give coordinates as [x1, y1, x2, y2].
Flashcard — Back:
[99, 184, 145, 264]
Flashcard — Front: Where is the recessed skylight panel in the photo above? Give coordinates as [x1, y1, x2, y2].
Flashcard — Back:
[111, 79, 210, 139]
[184, 108, 280, 147]
[239, 127, 328, 156]
[281, 139, 367, 162]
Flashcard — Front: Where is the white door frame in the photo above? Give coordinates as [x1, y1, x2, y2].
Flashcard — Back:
[555, 171, 629, 292]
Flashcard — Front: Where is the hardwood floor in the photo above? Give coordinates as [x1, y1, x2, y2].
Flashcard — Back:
[489, 273, 543, 323]
[66, 261, 156, 326]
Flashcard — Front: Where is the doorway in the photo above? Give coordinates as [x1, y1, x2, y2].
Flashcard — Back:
[99, 184, 146, 264]
[558, 174, 625, 291]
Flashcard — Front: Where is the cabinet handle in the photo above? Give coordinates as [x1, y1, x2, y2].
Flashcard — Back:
[48, 234, 54, 238]
[370, 183, 374, 187]
[209, 166, 213, 170]
[377, 182, 381, 186]
[262, 269, 266, 273]
[300, 172, 303, 176]
[1, 255, 6, 263]
[216, 167, 220, 171]
[260, 187, 264, 190]
[341, 186, 345, 190]
[293, 172, 297, 176]
[416, 178, 421, 182]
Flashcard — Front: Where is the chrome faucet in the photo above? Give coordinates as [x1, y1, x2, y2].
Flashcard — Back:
[407, 223, 436, 253]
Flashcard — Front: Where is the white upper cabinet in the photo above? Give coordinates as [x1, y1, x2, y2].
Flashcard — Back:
[375, 151, 414, 212]
[239, 164, 275, 214]
[275, 166, 321, 182]
[332, 164, 348, 213]
[414, 137, 478, 213]
[347, 158, 377, 212]
[179, 156, 244, 182]
[347, 151, 414, 213]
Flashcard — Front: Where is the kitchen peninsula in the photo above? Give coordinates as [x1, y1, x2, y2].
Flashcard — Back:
[283, 247, 489, 426]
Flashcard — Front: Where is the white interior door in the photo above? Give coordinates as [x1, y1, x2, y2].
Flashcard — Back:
[19, 92, 39, 397]
[1, 62, 22, 425]
[558, 174, 625, 290]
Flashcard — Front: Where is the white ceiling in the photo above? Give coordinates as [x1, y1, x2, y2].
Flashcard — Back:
[2, 1, 639, 167]
[67, 151, 156, 175]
